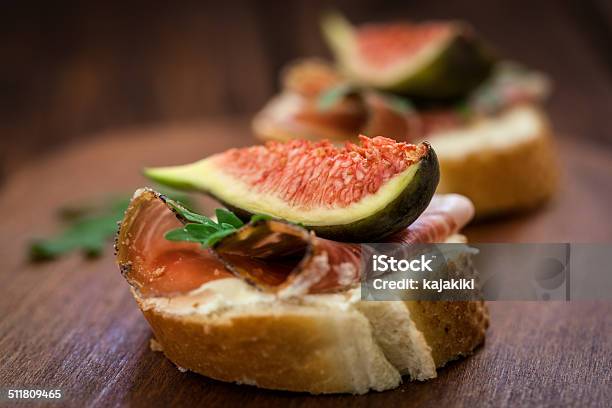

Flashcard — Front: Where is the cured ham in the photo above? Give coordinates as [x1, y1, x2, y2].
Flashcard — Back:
[389, 194, 474, 244]
[116, 189, 232, 297]
[213, 220, 361, 297]
[213, 194, 474, 295]
[116, 189, 473, 298]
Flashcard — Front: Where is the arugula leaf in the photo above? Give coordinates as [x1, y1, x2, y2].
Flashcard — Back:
[30, 209, 124, 261]
[379, 93, 415, 115]
[163, 200, 243, 248]
[165, 199, 213, 225]
[29, 189, 197, 262]
[455, 102, 473, 120]
[204, 229, 237, 247]
[316, 83, 355, 111]
[165, 223, 219, 243]
[164, 204, 278, 248]
[249, 214, 273, 223]
[215, 208, 244, 229]
[163, 227, 201, 243]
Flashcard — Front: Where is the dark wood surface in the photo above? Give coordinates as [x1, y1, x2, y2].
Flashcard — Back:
[0, 121, 611, 407]
[3, 0, 612, 178]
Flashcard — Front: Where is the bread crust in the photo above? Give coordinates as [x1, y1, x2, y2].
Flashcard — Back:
[139, 300, 401, 394]
[404, 300, 489, 367]
[434, 109, 558, 217]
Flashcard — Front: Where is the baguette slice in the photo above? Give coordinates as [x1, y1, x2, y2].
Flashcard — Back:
[430, 105, 558, 217]
[132, 234, 488, 394]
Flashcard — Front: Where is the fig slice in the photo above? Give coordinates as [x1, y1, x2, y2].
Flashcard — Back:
[144, 136, 439, 242]
[321, 12, 494, 98]
[115, 188, 232, 298]
[212, 219, 362, 297]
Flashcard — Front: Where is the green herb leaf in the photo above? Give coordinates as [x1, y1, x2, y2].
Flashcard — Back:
[165, 199, 213, 225]
[161, 200, 243, 248]
[455, 102, 473, 120]
[164, 223, 221, 243]
[185, 223, 224, 239]
[215, 208, 244, 229]
[204, 229, 237, 247]
[164, 227, 200, 242]
[250, 213, 273, 223]
[29, 190, 197, 262]
[379, 93, 414, 115]
[163, 207, 285, 248]
[316, 83, 355, 111]
[30, 209, 124, 261]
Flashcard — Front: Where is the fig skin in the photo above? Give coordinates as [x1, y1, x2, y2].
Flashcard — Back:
[389, 34, 495, 99]
[322, 12, 496, 100]
[145, 141, 440, 243]
[220, 145, 439, 242]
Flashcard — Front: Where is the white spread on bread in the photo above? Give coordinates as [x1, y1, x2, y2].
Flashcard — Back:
[427, 105, 545, 159]
[139, 277, 361, 316]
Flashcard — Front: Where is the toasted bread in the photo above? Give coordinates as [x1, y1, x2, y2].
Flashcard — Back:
[131, 235, 488, 394]
[430, 105, 558, 217]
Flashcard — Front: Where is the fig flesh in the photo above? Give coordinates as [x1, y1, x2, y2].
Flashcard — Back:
[145, 136, 439, 242]
[321, 12, 494, 99]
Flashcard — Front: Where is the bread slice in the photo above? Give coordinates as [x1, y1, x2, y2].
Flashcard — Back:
[133, 235, 488, 394]
[429, 104, 558, 217]
[140, 291, 402, 394]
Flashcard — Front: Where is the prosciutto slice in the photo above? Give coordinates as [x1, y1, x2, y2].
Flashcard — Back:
[389, 194, 474, 244]
[116, 189, 232, 297]
[116, 189, 473, 298]
[213, 220, 361, 298]
[212, 194, 474, 296]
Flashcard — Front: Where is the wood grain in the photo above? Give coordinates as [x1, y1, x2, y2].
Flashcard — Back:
[3, 0, 612, 179]
[0, 121, 610, 407]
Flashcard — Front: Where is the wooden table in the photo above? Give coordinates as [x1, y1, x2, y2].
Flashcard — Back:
[0, 121, 610, 407]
